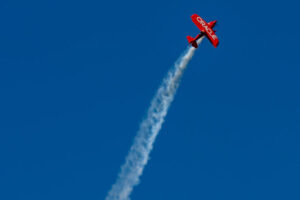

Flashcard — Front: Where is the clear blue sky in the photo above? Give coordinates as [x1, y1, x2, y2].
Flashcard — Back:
[0, 0, 299, 199]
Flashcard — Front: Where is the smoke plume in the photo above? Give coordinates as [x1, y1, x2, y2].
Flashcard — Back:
[106, 38, 203, 200]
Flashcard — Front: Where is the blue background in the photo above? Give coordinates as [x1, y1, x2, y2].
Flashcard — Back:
[0, 0, 299, 199]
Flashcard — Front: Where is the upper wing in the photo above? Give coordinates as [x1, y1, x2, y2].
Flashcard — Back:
[191, 14, 206, 32]
[205, 30, 219, 48]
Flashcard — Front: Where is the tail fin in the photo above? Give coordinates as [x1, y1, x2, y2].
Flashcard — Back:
[187, 36, 198, 48]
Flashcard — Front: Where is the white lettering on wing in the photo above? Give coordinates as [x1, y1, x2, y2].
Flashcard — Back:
[196, 17, 217, 41]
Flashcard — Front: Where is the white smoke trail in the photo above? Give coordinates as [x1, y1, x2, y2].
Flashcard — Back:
[106, 38, 203, 200]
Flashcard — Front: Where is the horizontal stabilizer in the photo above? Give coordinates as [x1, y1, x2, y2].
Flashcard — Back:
[187, 36, 198, 48]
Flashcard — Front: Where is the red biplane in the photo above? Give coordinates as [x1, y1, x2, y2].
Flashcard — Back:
[187, 14, 219, 48]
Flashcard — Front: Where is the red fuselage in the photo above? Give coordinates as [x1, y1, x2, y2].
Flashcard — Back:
[187, 14, 219, 48]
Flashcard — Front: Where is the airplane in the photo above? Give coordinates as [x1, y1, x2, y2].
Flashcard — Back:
[187, 14, 219, 48]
